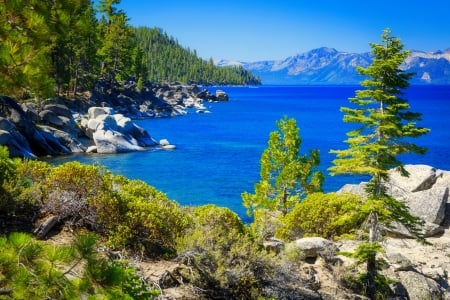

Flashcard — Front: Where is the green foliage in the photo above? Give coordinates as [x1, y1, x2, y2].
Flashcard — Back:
[277, 192, 367, 241]
[176, 204, 311, 298]
[0, 146, 16, 185]
[133, 26, 261, 85]
[0, 0, 55, 98]
[95, 175, 188, 257]
[339, 242, 393, 299]
[176, 205, 277, 299]
[242, 116, 323, 218]
[329, 29, 429, 300]
[329, 28, 429, 193]
[52, 0, 99, 95]
[41, 161, 112, 230]
[0, 0, 259, 99]
[0, 232, 158, 299]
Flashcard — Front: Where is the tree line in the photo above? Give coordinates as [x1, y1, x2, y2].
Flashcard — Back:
[0, 0, 260, 101]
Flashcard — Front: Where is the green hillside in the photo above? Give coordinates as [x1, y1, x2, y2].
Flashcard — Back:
[134, 26, 261, 85]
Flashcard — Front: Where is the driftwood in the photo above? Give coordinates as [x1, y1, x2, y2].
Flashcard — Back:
[34, 215, 59, 239]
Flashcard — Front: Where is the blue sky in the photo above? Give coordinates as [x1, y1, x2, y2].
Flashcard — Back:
[117, 0, 450, 62]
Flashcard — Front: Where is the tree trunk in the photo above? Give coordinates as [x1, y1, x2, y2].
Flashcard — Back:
[367, 211, 379, 300]
[366, 251, 377, 300]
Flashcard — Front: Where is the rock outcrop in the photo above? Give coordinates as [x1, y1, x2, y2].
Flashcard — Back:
[338, 164, 450, 238]
[80, 106, 157, 153]
[0, 82, 226, 158]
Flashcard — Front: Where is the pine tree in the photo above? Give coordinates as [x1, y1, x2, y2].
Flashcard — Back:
[97, 0, 135, 83]
[242, 116, 323, 217]
[51, 0, 99, 95]
[0, 0, 55, 98]
[329, 29, 429, 299]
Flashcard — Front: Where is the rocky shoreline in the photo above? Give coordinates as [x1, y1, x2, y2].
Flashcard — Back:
[0, 82, 228, 158]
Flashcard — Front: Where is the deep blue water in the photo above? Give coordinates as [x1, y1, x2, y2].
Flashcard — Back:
[49, 85, 450, 221]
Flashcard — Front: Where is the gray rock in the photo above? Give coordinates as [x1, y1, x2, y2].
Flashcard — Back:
[397, 270, 443, 300]
[0, 129, 35, 159]
[215, 89, 229, 101]
[386, 252, 413, 271]
[337, 182, 367, 195]
[44, 104, 73, 119]
[385, 220, 444, 238]
[39, 110, 64, 127]
[93, 129, 143, 153]
[39, 125, 87, 153]
[293, 237, 337, 258]
[388, 165, 442, 192]
[337, 165, 450, 237]
[88, 106, 114, 119]
[263, 238, 285, 253]
[401, 188, 447, 225]
[86, 146, 97, 153]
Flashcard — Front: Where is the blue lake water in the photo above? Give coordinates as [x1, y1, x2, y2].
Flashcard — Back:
[49, 85, 450, 221]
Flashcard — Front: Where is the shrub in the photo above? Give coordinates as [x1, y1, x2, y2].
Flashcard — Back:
[175, 205, 309, 299]
[94, 175, 189, 257]
[277, 192, 367, 241]
[176, 205, 257, 297]
[41, 161, 112, 230]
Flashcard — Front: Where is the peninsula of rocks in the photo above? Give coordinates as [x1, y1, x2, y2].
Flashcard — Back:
[0, 81, 228, 158]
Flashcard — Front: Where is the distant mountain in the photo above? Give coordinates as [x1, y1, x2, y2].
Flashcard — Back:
[216, 47, 450, 85]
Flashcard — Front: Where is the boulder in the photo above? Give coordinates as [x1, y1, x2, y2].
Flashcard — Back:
[337, 182, 367, 195]
[43, 104, 73, 119]
[263, 238, 285, 253]
[397, 271, 443, 300]
[86, 146, 97, 153]
[216, 89, 229, 101]
[385, 252, 413, 271]
[292, 237, 337, 258]
[0, 129, 35, 159]
[387, 165, 449, 225]
[0, 96, 68, 157]
[337, 165, 450, 237]
[88, 106, 114, 119]
[93, 129, 143, 153]
[82, 107, 157, 152]
[39, 110, 64, 127]
[39, 125, 87, 153]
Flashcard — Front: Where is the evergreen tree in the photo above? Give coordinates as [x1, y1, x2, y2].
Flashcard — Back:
[242, 116, 323, 217]
[0, 0, 54, 98]
[329, 29, 429, 299]
[97, 0, 135, 83]
[51, 0, 99, 95]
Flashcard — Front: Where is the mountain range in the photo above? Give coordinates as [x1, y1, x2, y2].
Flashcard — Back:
[216, 47, 450, 85]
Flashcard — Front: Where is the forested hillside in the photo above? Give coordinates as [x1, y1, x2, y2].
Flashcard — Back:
[134, 27, 260, 85]
[0, 0, 260, 101]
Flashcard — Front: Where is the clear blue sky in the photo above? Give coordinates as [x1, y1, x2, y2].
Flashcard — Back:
[117, 0, 450, 62]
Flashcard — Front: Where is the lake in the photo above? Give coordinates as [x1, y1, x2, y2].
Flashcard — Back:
[49, 85, 450, 221]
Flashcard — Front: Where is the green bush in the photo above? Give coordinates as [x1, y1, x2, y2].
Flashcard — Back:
[176, 205, 278, 298]
[40, 161, 112, 230]
[277, 192, 367, 241]
[95, 175, 189, 257]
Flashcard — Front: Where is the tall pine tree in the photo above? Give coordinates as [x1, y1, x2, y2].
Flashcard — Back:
[329, 29, 429, 299]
